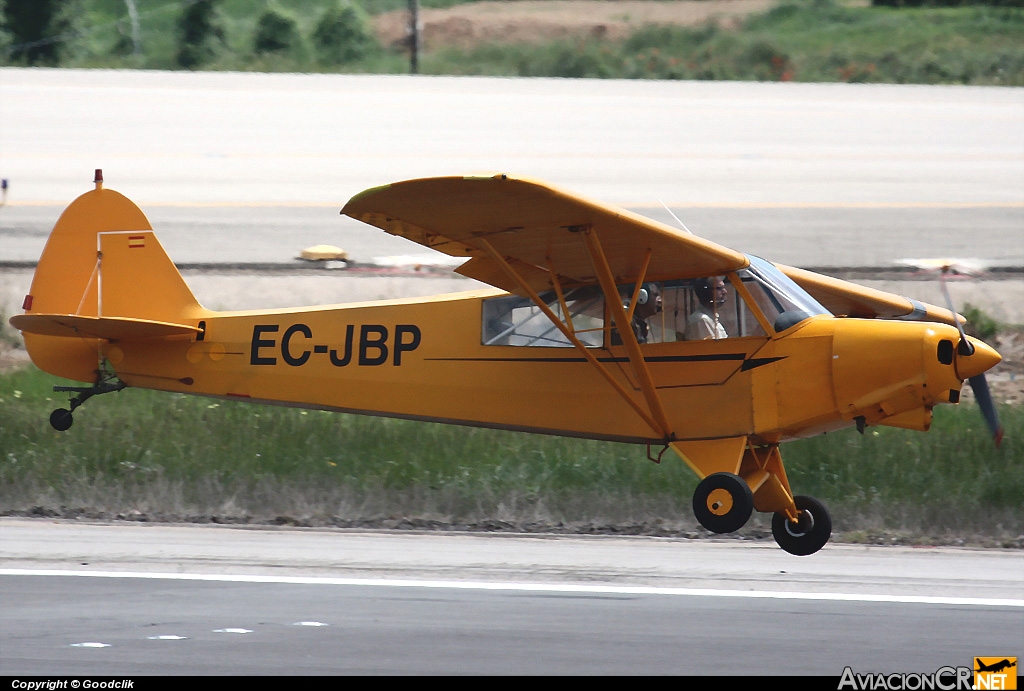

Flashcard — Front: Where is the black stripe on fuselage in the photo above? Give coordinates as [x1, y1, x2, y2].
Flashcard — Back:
[425, 353, 754, 364]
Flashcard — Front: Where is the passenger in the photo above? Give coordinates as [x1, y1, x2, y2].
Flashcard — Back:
[684, 277, 728, 340]
[612, 283, 662, 345]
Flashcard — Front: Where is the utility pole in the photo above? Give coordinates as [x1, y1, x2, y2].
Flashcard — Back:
[408, 0, 421, 74]
[125, 0, 141, 56]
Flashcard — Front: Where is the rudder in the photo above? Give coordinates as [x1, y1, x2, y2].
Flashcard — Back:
[16, 171, 206, 383]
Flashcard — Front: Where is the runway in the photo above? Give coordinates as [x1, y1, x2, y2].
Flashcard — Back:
[2, 69, 1022, 207]
[1, 520, 1022, 675]
[1, 68, 1022, 269]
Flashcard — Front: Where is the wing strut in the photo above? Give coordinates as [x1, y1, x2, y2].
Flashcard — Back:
[623, 250, 653, 325]
[580, 227, 675, 441]
[476, 237, 667, 438]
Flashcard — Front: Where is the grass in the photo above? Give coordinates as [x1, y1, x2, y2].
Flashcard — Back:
[4, 0, 1023, 84]
[2, 364, 1021, 544]
[426, 3, 1024, 84]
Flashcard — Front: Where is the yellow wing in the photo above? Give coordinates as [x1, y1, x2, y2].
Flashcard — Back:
[342, 174, 748, 293]
[779, 264, 961, 327]
[342, 174, 962, 328]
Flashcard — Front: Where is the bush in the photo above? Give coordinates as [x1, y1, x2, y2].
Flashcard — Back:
[313, 1, 377, 65]
[873, 0, 1023, 6]
[176, 0, 226, 69]
[962, 303, 1000, 341]
[1, 0, 80, 65]
[253, 4, 301, 55]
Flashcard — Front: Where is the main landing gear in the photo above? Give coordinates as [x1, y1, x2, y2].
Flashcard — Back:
[692, 472, 754, 535]
[691, 472, 832, 555]
[49, 376, 125, 431]
[771, 495, 832, 556]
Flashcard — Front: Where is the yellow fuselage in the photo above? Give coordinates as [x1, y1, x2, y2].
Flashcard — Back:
[86, 294, 987, 447]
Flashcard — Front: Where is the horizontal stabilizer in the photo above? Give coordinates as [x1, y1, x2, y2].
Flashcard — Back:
[10, 314, 201, 341]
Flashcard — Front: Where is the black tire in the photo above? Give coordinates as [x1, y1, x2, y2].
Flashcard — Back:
[692, 472, 754, 534]
[49, 408, 73, 432]
[772, 495, 832, 556]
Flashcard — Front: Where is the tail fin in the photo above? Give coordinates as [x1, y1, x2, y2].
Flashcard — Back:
[13, 172, 206, 383]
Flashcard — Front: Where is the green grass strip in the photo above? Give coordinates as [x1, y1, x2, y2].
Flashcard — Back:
[2, 365, 1020, 543]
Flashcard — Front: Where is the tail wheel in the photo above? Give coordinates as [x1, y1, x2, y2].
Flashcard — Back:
[49, 408, 74, 432]
[692, 472, 754, 534]
[772, 495, 832, 556]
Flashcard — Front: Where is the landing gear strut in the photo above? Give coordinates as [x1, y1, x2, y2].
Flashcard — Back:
[49, 375, 125, 431]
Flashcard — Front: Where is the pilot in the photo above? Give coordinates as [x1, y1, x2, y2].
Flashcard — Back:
[684, 277, 728, 340]
[612, 283, 662, 345]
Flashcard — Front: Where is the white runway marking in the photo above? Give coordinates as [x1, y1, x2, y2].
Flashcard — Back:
[4, 568, 1021, 608]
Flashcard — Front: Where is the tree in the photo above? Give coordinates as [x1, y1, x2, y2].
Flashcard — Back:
[1, 0, 77, 65]
[176, 0, 227, 69]
[313, 1, 377, 65]
[253, 4, 300, 56]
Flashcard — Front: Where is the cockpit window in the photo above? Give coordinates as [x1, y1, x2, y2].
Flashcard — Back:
[479, 257, 826, 347]
[481, 287, 604, 347]
[643, 277, 765, 341]
[481, 276, 774, 347]
[739, 256, 829, 332]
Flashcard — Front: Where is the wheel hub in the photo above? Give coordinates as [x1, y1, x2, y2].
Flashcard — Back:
[706, 488, 734, 516]
[785, 509, 815, 538]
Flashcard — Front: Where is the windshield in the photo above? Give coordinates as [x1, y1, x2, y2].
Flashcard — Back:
[739, 256, 830, 332]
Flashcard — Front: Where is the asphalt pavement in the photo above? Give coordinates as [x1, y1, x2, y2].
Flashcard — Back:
[1, 69, 1022, 268]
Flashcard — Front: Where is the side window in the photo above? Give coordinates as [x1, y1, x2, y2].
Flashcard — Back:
[482, 288, 605, 347]
[637, 279, 766, 343]
[481, 278, 771, 348]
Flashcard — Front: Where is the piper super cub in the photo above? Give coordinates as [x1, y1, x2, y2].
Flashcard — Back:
[11, 171, 1003, 555]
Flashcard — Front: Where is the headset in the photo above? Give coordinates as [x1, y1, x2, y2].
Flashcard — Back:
[623, 283, 655, 307]
[693, 278, 713, 304]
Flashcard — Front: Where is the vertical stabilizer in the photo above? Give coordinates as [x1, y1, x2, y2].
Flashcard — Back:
[18, 173, 205, 382]
[97, 230, 205, 322]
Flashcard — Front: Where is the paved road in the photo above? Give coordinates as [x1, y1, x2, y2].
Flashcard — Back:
[4, 202, 1022, 270]
[1, 520, 1021, 675]
[1, 69, 1021, 267]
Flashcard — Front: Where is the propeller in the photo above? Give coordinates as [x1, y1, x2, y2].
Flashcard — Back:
[969, 374, 1004, 447]
[898, 258, 1003, 447]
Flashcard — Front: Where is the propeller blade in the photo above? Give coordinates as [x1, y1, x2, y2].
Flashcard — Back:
[968, 375, 1003, 447]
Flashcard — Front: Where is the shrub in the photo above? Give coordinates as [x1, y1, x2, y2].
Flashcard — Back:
[313, 1, 377, 65]
[176, 0, 226, 69]
[253, 4, 301, 55]
[962, 303, 1000, 341]
[873, 0, 1024, 6]
[1, 0, 80, 65]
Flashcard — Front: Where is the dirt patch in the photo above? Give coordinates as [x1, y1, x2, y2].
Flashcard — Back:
[373, 0, 777, 50]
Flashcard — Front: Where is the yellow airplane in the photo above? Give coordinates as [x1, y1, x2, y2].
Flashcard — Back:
[10, 171, 1004, 556]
